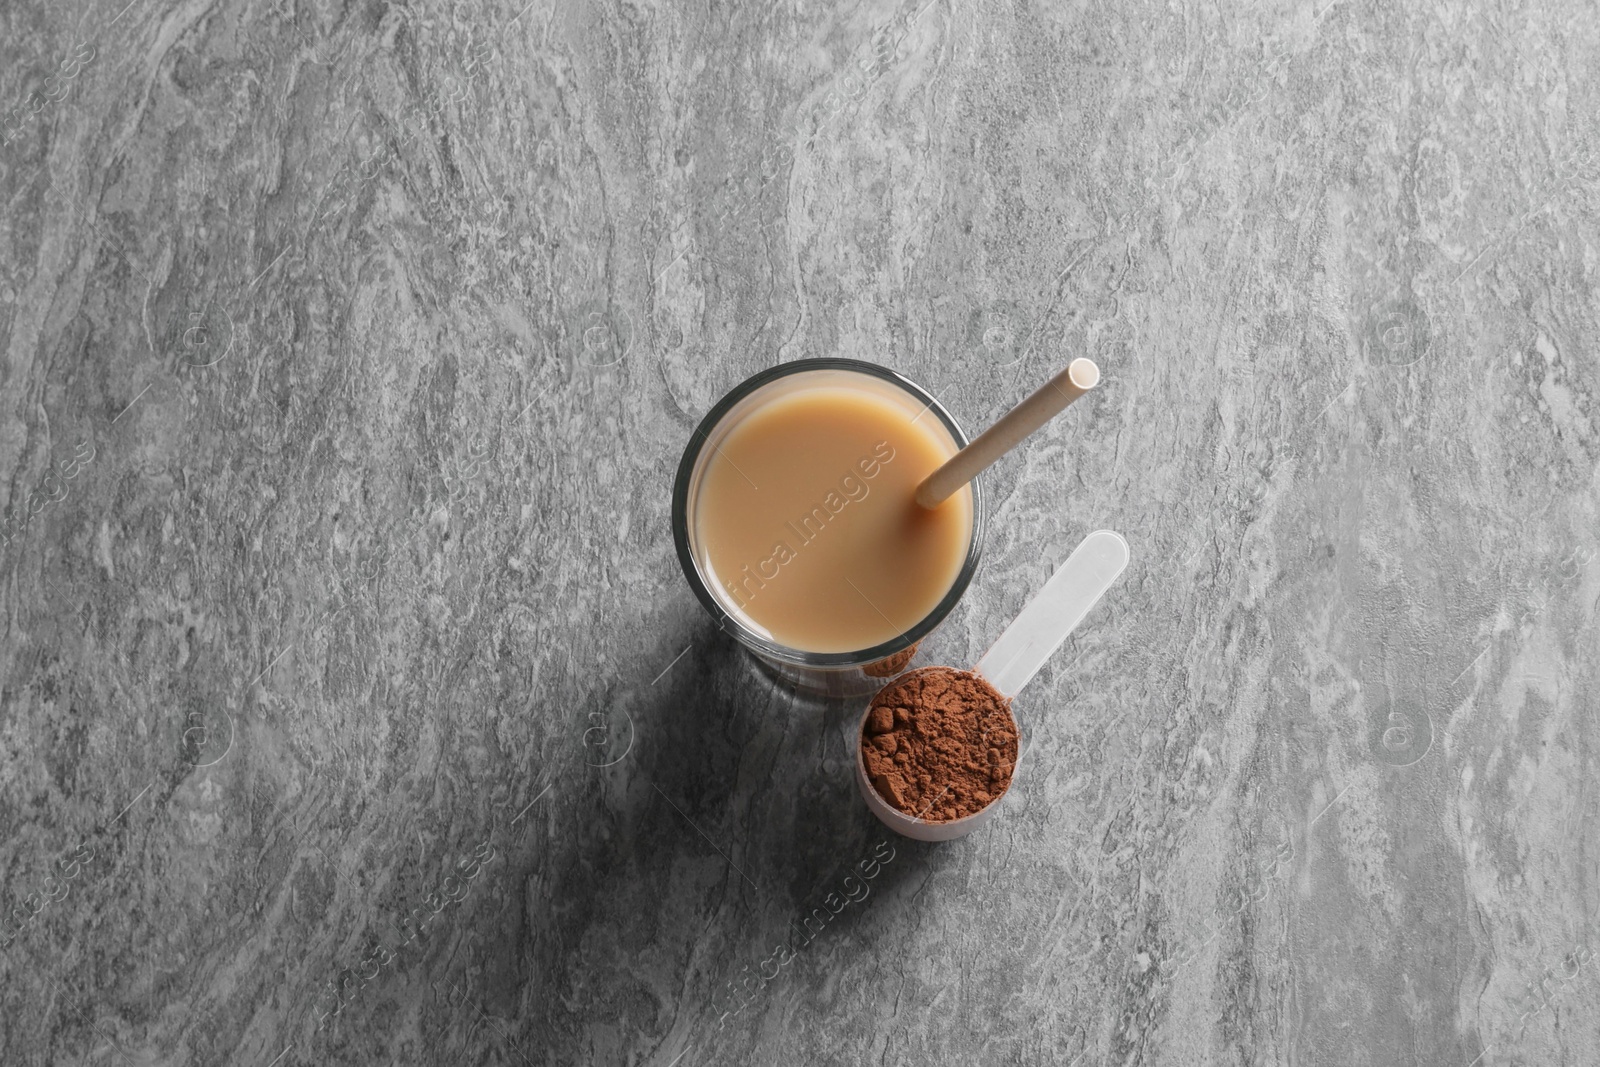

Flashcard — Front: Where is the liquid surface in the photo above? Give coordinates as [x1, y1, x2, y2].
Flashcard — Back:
[695, 382, 972, 653]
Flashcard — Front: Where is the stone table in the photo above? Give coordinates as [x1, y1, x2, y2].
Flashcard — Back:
[2, 0, 1597, 1064]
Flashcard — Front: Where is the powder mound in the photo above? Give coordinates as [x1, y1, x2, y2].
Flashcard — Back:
[860, 666, 1018, 822]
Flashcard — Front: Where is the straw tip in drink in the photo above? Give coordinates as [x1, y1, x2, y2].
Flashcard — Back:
[1068, 358, 1100, 390]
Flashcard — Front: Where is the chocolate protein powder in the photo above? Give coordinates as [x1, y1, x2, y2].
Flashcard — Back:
[860, 666, 1019, 822]
[861, 640, 920, 678]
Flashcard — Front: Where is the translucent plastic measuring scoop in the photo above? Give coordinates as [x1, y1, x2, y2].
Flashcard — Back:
[855, 529, 1131, 841]
[973, 528, 1130, 699]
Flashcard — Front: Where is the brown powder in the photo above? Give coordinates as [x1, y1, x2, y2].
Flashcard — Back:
[862, 640, 920, 678]
[860, 666, 1019, 822]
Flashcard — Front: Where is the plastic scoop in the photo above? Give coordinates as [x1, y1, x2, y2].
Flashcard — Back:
[973, 529, 1130, 698]
[854, 530, 1130, 841]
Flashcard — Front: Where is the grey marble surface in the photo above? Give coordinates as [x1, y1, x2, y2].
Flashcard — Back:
[2, 0, 1598, 1063]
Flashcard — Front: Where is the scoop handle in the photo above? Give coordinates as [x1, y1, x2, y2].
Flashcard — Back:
[974, 530, 1129, 699]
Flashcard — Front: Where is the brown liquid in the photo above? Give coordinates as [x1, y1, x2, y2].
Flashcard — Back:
[694, 377, 973, 653]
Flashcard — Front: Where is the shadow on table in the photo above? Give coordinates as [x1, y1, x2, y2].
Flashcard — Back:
[581, 619, 948, 915]
[499, 620, 959, 1044]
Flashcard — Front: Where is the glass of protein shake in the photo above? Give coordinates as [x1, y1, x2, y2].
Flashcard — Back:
[672, 359, 984, 695]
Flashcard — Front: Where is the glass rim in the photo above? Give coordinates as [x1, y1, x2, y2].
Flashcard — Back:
[671, 357, 986, 670]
